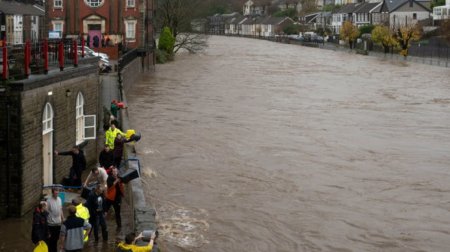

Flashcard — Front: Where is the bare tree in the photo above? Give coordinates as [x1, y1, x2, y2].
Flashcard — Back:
[157, 0, 208, 53]
[174, 33, 209, 53]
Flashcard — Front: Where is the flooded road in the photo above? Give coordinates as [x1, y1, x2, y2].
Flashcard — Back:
[127, 36, 450, 252]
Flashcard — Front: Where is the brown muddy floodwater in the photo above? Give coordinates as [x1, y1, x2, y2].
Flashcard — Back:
[127, 36, 450, 252]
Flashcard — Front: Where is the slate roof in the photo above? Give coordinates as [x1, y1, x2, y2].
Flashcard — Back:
[381, 0, 430, 12]
[227, 16, 247, 25]
[0, 1, 44, 16]
[334, 3, 359, 14]
[260, 16, 293, 25]
[354, 2, 380, 13]
[371, 2, 383, 12]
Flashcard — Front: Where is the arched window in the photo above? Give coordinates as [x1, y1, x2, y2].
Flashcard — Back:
[42, 103, 54, 185]
[42, 103, 54, 135]
[75, 93, 97, 144]
[76, 92, 84, 144]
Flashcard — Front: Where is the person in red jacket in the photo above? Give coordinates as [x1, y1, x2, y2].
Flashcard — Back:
[104, 167, 124, 230]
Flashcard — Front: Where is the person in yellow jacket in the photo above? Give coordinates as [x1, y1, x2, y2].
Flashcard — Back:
[117, 232, 155, 252]
[105, 121, 125, 150]
[72, 198, 90, 243]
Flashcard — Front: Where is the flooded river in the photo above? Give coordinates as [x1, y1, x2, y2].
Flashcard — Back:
[127, 36, 450, 252]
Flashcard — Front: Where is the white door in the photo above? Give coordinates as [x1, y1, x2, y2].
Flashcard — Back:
[42, 132, 53, 186]
[42, 103, 54, 186]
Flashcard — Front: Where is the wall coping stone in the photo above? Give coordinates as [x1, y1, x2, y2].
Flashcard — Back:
[120, 89, 157, 234]
[8, 64, 98, 92]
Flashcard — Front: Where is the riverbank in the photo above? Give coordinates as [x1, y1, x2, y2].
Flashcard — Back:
[216, 34, 450, 68]
[101, 62, 159, 246]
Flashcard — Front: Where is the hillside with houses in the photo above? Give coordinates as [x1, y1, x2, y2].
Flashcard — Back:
[202, 0, 449, 46]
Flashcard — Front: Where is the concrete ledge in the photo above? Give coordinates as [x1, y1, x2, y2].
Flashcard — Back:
[10, 64, 98, 91]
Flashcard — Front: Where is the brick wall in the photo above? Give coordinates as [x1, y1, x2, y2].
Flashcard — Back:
[0, 92, 5, 218]
[0, 91, 22, 218]
[9, 93, 24, 215]
[97, 46, 120, 60]
[1, 65, 100, 218]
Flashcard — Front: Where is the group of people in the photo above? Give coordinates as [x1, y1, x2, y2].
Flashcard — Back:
[87, 34, 113, 49]
[30, 98, 152, 251]
[55, 119, 129, 188]
[31, 187, 157, 252]
[31, 188, 91, 252]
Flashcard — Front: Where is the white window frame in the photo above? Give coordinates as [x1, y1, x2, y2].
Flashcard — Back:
[125, 20, 137, 40]
[53, 21, 64, 33]
[75, 92, 97, 142]
[42, 103, 54, 135]
[127, 0, 136, 8]
[76, 92, 85, 145]
[83, 115, 96, 140]
[84, 0, 105, 8]
[54, 0, 63, 8]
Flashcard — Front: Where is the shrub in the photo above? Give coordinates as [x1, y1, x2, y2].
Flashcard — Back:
[359, 25, 375, 36]
[158, 27, 175, 56]
[155, 49, 169, 64]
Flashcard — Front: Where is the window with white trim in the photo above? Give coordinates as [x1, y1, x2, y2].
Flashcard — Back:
[84, 0, 105, 7]
[76, 92, 84, 144]
[42, 103, 54, 135]
[125, 20, 137, 40]
[84, 115, 96, 140]
[54, 0, 63, 8]
[53, 21, 63, 32]
[127, 0, 136, 7]
[75, 92, 97, 143]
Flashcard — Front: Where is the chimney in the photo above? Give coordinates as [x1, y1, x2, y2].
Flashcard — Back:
[446, 0, 450, 6]
[409, 0, 413, 7]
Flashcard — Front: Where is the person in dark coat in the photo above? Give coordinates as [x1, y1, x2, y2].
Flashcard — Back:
[99, 145, 114, 171]
[113, 134, 131, 169]
[93, 35, 100, 48]
[86, 34, 91, 47]
[55, 143, 87, 187]
[31, 201, 50, 245]
[86, 185, 108, 242]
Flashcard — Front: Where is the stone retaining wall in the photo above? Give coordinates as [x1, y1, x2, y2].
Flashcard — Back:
[118, 51, 157, 233]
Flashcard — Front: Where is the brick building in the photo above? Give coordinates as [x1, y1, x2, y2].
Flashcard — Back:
[0, 0, 45, 44]
[0, 64, 100, 218]
[45, 0, 155, 52]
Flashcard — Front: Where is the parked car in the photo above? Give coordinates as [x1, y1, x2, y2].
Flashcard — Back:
[77, 46, 109, 61]
[312, 35, 324, 43]
[99, 58, 112, 73]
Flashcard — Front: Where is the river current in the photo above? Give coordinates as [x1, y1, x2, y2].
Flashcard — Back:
[127, 36, 450, 252]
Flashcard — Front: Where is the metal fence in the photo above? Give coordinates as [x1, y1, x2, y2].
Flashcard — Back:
[1, 39, 97, 81]
[118, 48, 138, 70]
[334, 39, 450, 68]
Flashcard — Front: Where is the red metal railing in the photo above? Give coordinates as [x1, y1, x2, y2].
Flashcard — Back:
[1, 38, 91, 80]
